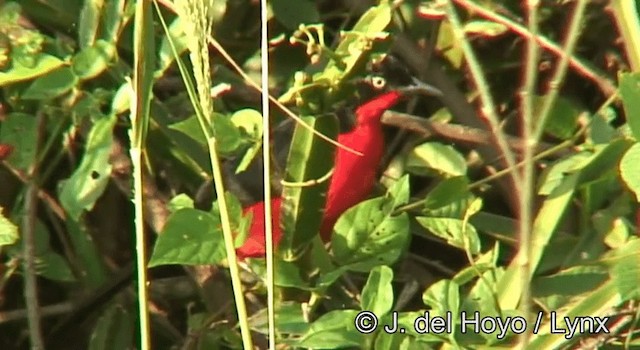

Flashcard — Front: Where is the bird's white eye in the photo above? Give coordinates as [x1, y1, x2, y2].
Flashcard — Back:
[369, 76, 386, 89]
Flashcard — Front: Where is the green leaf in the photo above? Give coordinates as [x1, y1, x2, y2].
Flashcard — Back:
[78, 0, 104, 48]
[88, 304, 134, 350]
[619, 72, 640, 140]
[36, 251, 75, 282]
[416, 217, 481, 254]
[589, 107, 618, 144]
[22, 66, 78, 100]
[158, 17, 189, 74]
[331, 176, 410, 271]
[231, 109, 263, 173]
[374, 331, 409, 350]
[249, 302, 309, 336]
[0, 54, 64, 86]
[271, 0, 320, 30]
[463, 20, 508, 37]
[168, 193, 195, 212]
[72, 40, 115, 79]
[280, 115, 337, 258]
[149, 208, 226, 267]
[538, 152, 592, 195]
[619, 142, 640, 202]
[532, 265, 609, 311]
[0, 208, 18, 246]
[361, 266, 394, 317]
[436, 21, 463, 68]
[100, 0, 125, 43]
[59, 115, 117, 220]
[422, 279, 460, 316]
[423, 176, 469, 210]
[539, 96, 583, 140]
[297, 310, 364, 349]
[212, 115, 243, 155]
[0, 113, 37, 172]
[406, 142, 467, 177]
[606, 239, 640, 301]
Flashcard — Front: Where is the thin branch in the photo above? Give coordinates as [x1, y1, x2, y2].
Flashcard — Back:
[445, 1, 522, 188]
[453, 0, 617, 97]
[23, 112, 47, 350]
[0, 302, 74, 324]
[380, 111, 566, 156]
[533, 0, 589, 142]
[516, 0, 541, 346]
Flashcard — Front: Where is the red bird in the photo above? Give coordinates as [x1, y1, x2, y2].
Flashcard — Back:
[236, 79, 440, 259]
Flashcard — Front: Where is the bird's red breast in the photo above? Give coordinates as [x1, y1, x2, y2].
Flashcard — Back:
[236, 90, 405, 259]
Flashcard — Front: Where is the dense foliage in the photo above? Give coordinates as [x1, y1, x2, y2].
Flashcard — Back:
[0, 0, 639, 349]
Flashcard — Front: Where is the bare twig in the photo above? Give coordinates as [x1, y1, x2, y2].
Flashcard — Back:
[454, 0, 617, 97]
[22, 113, 47, 350]
[0, 302, 74, 324]
[381, 110, 566, 156]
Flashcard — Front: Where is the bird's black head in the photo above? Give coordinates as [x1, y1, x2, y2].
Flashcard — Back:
[355, 54, 442, 99]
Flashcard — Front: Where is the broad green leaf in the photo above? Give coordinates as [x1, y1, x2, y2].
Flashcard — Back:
[577, 139, 633, 186]
[361, 266, 394, 317]
[168, 193, 195, 212]
[271, 0, 319, 30]
[497, 140, 632, 310]
[88, 304, 134, 350]
[605, 239, 640, 301]
[212, 115, 243, 155]
[533, 265, 608, 311]
[64, 218, 107, 287]
[0, 54, 64, 86]
[460, 269, 506, 319]
[422, 279, 460, 316]
[374, 332, 418, 350]
[297, 310, 364, 349]
[36, 251, 75, 282]
[0, 208, 18, 246]
[331, 176, 410, 271]
[231, 108, 263, 173]
[538, 152, 592, 195]
[0, 113, 38, 171]
[589, 107, 618, 144]
[619, 72, 640, 140]
[407, 142, 467, 177]
[149, 208, 226, 267]
[249, 302, 309, 336]
[423, 176, 469, 210]
[528, 280, 621, 349]
[416, 217, 481, 254]
[59, 114, 117, 220]
[168, 115, 207, 145]
[22, 66, 78, 100]
[72, 40, 115, 79]
[281, 115, 337, 258]
[537, 96, 583, 140]
[619, 142, 640, 201]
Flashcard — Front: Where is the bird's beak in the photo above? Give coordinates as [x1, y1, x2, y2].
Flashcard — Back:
[399, 77, 443, 97]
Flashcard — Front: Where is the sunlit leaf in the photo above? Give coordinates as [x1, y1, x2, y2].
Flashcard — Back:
[59, 115, 117, 220]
